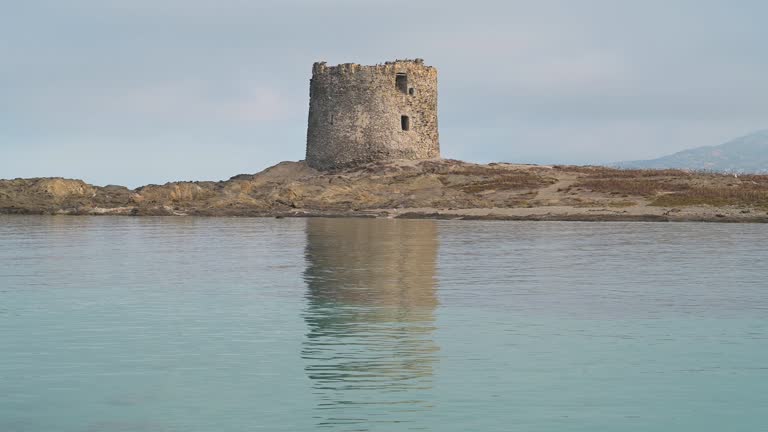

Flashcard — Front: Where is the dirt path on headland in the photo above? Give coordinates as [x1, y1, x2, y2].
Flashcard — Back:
[531, 171, 578, 205]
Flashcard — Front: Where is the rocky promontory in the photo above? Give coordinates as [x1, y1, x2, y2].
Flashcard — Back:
[2, 159, 768, 222]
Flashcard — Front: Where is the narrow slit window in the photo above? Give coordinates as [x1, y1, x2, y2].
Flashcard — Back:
[401, 115, 410, 131]
[408, 88, 415, 96]
[396, 73, 408, 94]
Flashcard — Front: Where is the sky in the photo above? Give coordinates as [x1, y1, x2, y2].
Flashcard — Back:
[2, 0, 767, 187]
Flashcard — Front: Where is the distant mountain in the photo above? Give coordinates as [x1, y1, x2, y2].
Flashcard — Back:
[617, 130, 768, 173]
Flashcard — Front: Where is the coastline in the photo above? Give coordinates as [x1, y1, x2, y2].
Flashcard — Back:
[3, 209, 766, 223]
[3, 159, 767, 223]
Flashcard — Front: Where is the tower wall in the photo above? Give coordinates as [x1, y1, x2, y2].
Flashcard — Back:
[305, 59, 439, 170]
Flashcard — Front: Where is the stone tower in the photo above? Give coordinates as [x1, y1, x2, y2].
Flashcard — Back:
[305, 59, 439, 170]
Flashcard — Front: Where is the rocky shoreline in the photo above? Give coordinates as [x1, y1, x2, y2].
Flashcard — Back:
[2, 159, 768, 223]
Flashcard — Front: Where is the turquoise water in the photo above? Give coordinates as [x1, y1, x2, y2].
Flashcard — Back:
[1, 216, 767, 431]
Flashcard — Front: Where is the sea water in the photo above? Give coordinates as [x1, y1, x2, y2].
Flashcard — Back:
[1, 216, 766, 431]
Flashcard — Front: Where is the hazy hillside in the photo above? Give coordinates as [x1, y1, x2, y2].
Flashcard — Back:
[617, 130, 768, 173]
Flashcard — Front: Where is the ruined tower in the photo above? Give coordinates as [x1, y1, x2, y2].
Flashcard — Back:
[305, 59, 439, 170]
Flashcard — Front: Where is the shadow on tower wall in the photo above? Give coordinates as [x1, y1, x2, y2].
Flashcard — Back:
[302, 218, 439, 429]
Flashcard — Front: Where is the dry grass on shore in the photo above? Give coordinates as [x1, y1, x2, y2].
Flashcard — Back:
[575, 178, 691, 196]
[450, 173, 553, 193]
[567, 166, 768, 208]
[651, 186, 768, 208]
[555, 165, 692, 178]
[426, 161, 555, 193]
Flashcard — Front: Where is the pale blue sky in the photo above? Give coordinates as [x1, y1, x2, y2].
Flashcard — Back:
[2, 0, 767, 187]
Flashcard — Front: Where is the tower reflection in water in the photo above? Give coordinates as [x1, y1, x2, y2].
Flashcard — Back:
[302, 218, 439, 429]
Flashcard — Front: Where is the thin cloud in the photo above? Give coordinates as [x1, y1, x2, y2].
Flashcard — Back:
[2, 0, 767, 186]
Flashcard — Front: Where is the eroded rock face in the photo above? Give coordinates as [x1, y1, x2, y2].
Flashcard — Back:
[32, 178, 95, 200]
[0, 178, 131, 214]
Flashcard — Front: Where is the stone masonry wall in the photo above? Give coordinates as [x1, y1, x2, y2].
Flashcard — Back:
[305, 59, 439, 170]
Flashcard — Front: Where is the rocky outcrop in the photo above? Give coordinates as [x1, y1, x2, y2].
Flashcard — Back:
[2, 159, 768, 222]
[0, 178, 131, 214]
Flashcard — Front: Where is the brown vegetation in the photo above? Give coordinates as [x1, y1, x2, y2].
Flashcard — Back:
[3, 160, 768, 221]
[556, 165, 691, 178]
[570, 166, 768, 209]
[576, 178, 691, 196]
[651, 186, 768, 208]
